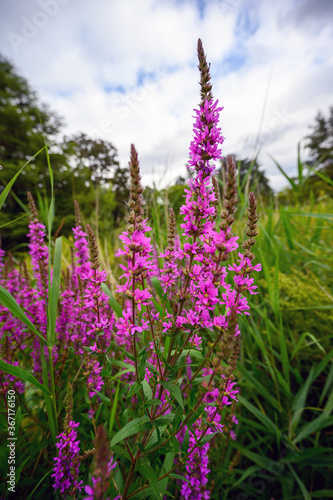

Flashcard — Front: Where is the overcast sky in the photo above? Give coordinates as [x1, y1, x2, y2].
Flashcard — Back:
[1, 0, 333, 190]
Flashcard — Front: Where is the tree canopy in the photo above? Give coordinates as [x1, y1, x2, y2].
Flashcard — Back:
[0, 54, 127, 250]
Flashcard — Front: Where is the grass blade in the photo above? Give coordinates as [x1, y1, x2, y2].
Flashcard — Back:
[0, 285, 46, 345]
[0, 360, 51, 397]
[48, 236, 62, 347]
[101, 283, 123, 318]
[0, 147, 45, 210]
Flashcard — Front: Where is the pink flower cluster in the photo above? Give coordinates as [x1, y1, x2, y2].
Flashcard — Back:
[51, 420, 83, 495]
[0, 39, 261, 499]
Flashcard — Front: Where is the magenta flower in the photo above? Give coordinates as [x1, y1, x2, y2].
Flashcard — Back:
[52, 420, 83, 496]
[221, 290, 250, 316]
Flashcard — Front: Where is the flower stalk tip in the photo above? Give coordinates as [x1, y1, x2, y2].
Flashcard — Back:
[243, 191, 259, 261]
[86, 223, 99, 270]
[197, 38, 213, 105]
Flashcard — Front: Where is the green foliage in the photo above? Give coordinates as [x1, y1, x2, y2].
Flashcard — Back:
[261, 268, 333, 348]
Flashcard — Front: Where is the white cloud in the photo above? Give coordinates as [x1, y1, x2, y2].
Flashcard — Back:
[1, 0, 332, 191]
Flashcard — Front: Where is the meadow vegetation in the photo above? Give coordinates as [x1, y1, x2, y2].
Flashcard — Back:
[0, 41, 333, 500]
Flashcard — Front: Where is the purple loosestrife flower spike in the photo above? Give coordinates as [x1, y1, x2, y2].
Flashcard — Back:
[221, 155, 238, 232]
[243, 191, 259, 261]
[127, 144, 145, 233]
[52, 382, 83, 496]
[27, 191, 49, 296]
[86, 224, 99, 271]
[197, 38, 213, 107]
[160, 208, 180, 296]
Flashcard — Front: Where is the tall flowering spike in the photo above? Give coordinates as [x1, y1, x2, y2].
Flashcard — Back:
[167, 208, 176, 252]
[243, 192, 259, 261]
[72, 201, 91, 279]
[221, 155, 238, 231]
[210, 175, 220, 222]
[74, 199, 81, 227]
[84, 425, 116, 500]
[86, 224, 99, 271]
[27, 191, 49, 298]
[54, 216, 65, 240]
[160, 208, 180, 295]
[187, 39, 224, 179]
[52, 382, 83, 496]
[197, 38, 213, 106]
[127, 144, 145, 233]
[64, 381, 73, 427]
[27, 191, 38, 219]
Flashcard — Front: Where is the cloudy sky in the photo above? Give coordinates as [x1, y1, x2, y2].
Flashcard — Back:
[1, 0, 333, 190]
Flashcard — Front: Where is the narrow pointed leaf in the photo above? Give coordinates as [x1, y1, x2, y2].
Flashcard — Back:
[0, 360, 51, 397]
[0, 147, 45, 210]
[0, 285, 46, 345]
[48, 236, 62, 347]
[111, 416, 152, 447]
[101, 283, 123, 318]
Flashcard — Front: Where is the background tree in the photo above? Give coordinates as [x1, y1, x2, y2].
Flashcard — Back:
[218, 156, 273, 203]
[303, 107, 333, 197]
[306, 107, 333, 169]
[0, 54, 126, 250]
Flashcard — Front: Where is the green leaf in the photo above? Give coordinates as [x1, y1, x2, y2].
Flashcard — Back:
[101, 283, 123, 318]
[169, 473, 190, 483]
[111, 416, 152, 447]
[151, 276, 165, 300]
[127, 382, 142, 399]
[199, 432, 217, 446]
[181, 428, 189, 457]
[278, 315, 290, 389]
[268, 153, 299, 192]
[26, 469, 52, 500]
[94, 390, 111, 405]
[231, 442, 280, 471]
[145, 425, 168, 451]
[238, 395, 282, 438]
[15, 455, 31, 484]
[0, 285, 46, 345]
[237, 365, 281, 412]
[142, 379, 153, 401]
[294, 415, 333, 444]
[0, 147, 45, 210]
[48, 236, 62, 347]
[0, 213, 28, 229]
[137, 458, 165, 499]
[109, 380, 120, 435]
[160, 452, 175, 494]
[312, 491, 333, 498]
[155, 413, 175, 427]
[111, 444, 131, 462]
[144, 398, 163, 408]
[290, 332, 326, 359]
[0, 360, 51, 397]
[138, 351, 147, 382]
[163, 381, 184, 408]
[287, 464, 311, 500]
[47, 196, 55, 236]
